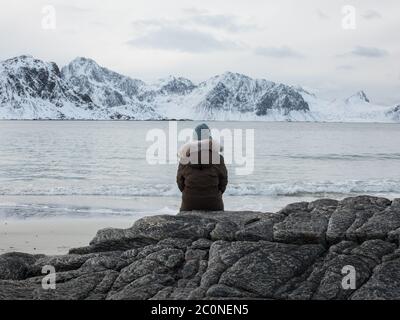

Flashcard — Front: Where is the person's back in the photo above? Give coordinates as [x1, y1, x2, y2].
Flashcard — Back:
[177, 124, 228, 212]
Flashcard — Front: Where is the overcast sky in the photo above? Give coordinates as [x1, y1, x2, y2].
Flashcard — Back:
[1, 0, 399, 104]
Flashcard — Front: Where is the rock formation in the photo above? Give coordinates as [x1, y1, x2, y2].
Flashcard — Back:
[1, 195, 400, 300]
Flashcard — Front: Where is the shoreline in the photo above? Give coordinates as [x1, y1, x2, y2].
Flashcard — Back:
[0, 218, 134, 255]
[1, 193, 399, 255]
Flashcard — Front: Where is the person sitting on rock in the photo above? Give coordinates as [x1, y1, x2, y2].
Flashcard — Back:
[177, 123, 228, 212]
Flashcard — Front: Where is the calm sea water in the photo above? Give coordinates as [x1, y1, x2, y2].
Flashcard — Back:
[0, 121, 399, 220]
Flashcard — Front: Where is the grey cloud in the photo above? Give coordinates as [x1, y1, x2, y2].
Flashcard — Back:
[187, 13, 258, 33]
[182, 7, 209, 15]
[132, 10, 258, 34]
[254, 46, 304, 58]
[362, 10, 382, 20]
[351, 46, 388, 58]
[337, 65, 355, 70]
[128, 27, 240, 53]
[56, 4, 92, 14]
[131, 19, 169, 30]
[316, 9, 330, 20]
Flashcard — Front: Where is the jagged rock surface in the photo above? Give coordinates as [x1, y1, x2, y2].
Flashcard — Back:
[1, 196, 400, 300]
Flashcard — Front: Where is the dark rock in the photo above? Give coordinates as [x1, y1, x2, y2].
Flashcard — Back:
[326, 196, 391, 243]
[216, 241, 324, 299]
[0, 252, 43, 280]
[210, 221, 238, 241]
[1, 196, 400, 300]
[274, 199, 337, 245]
[235, 214, 284, 241]
[351, 258, 400, 300]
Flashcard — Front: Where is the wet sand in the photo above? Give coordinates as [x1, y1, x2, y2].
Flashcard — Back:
[0, 218, 133, 255]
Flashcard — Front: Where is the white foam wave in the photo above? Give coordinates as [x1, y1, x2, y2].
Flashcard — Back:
[0, 180, 399, 197]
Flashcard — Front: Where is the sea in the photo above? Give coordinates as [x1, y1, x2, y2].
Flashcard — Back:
[0, 120, 399, 221]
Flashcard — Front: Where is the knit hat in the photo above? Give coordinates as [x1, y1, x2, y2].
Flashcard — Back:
[193, 123, 211, 141]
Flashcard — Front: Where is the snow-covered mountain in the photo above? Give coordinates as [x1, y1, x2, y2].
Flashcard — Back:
[345, 90, 370, 104]
[0, 55, 398, 122]
[386, 105, 400, 121]
[0, 55, 160, 120]
[0, 55, 97, 119]
[302, 89, 399, 122]
[149, 71, 311, 121]
[61, 57, 160, 120]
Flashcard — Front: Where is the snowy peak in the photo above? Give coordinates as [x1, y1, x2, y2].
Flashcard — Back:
[1, 55, 57, 71]
[345, 90, 370, 104]
[357, 90, 370, 103]
[61, 57, 147, 107]
[0, 55, 398, 122]
[61, 57, 100, 78]
[152, 76, 196, 95]
[60, 57, 160, 120]
[0, 55, 61, 86]
[386, 104, 400, 121]
[68, 56, 98, 68]
[291, 85, 317, 98]
[200, 71, 267, 98]
[215, 71, 253, 82]
[255, 84, 310, 116]
[193, 71, 309, 116]
[0, 55, 92, 106]
[203, 71, 266, 90]
[0, 55, 100, 119]
[62, 57, 145, 88]
[0, 57, 311, 120]
[0, 55, 158, 120]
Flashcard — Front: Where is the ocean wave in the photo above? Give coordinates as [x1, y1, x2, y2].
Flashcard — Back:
[226, 180, 400, 196]
[277, 153, 400, 161]
[0, 180, 399, 197]
[0, 202, 174, 219]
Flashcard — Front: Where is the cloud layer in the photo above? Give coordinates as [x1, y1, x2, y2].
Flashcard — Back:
[351, 46, 389, 58]
[254, 46, 304, 58]
[128, 9, 256, 53]
[362, 10, 382, 20]
[128, 27, 239, 53]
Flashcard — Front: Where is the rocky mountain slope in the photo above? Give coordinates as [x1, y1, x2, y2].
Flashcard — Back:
[153, 71, 310, 120]
[61, 57, 160, 120]
[0, 55, 398, 121]
[1, 195, 400, 300]
[387, 105, 400, 121]
[0, 56, 97, 119]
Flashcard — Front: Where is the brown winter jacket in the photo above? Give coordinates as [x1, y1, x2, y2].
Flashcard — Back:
[177, 140, 228, 212]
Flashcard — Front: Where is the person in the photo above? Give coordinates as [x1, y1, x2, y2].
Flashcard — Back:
[177, 123, 228, 212]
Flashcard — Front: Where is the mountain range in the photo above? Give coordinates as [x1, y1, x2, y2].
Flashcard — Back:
[0, 55, 398, 122]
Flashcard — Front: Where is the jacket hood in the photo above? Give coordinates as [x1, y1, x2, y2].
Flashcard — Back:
[178, 139, 222, 165]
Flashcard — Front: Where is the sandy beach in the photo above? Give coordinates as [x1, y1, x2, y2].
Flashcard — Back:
[0, 218, 134, 255]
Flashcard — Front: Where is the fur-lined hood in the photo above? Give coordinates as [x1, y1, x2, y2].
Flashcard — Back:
[178, 139, 223, 164]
